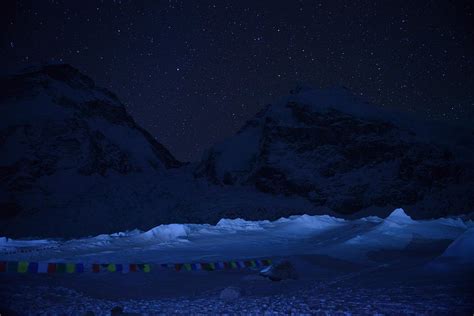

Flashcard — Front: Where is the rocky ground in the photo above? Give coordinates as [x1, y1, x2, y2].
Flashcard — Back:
[1, 259, 473, 315]
[1, 278, 472, 315]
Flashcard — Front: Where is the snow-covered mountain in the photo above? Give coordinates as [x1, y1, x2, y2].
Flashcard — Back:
[195, 85, 474, 219]
[0, 64, 183, 237]
[1, 66, 473, 238]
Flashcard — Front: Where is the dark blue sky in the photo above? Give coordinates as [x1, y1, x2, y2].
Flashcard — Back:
[1, 0, 473, 161]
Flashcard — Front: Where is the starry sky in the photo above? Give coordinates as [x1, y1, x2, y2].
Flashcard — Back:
[1, 0, 473, 161]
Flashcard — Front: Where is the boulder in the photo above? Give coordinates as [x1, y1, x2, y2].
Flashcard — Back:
[219, 286, 242, 301]
[259, 260, 298, 281]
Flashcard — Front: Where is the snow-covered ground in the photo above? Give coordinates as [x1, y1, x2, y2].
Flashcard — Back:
[1, 208, 471, 264]
[1, 209, 473, 315]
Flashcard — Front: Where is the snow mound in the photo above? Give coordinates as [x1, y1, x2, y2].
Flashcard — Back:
[432, 218, 467, 229]
[343, 209, 465, 250]
[140, 224, 190, 241]
[216, 218, 269, 231]
[360, 216, 384, 223]
[441, 228, 474, 262]
[384, 208, 414, 225]
[344, 209, 415, 247]
[109, 229, 142, 237]
[277, 214, 345, 228]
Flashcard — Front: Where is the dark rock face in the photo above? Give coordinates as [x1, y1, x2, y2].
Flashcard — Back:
[195, 90, 474, 219]
[78, 130, 137, 176]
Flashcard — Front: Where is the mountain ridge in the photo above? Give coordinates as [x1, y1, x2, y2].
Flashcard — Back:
[1, 64, 473, 238]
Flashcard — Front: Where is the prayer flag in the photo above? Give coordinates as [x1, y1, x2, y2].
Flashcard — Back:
[38, 262, 48, 273]
[19, 261, 29, 273]
[47, 263, 56, 273]
[66, 263, 75, 273]
[107, 264, 116, 272]
[56, 263, 66, 273]
[28, 262, 38, 273]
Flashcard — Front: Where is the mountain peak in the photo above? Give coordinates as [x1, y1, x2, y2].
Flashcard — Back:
[289, 82, 314, 94]
[195, 85, 474, 219]
[385, 208, 414, 224]
[1, 63, 122, 105]
[39, 63, 87, 80]
[17, 63, 93, 86]
[48, 64, 99, 90]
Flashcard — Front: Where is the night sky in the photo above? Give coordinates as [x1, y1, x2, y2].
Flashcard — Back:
[1, 0, 473, 161]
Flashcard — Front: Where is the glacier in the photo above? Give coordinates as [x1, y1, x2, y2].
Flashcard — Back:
[1, 208, 471, 265]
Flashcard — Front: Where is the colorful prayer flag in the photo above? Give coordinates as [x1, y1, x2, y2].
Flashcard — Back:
[66, 263, 75, 273]
[38, 262, 48, 273]
[92, 264, 100, 273]
[107, 264, 116, 272]
[8, 261, 18, 272]
[56, 263, 66, 273]
[201, 263, 211, 271]
[76, 263, 84, 273]
[28, 262, 38, 273]
[0, 258, 273, 274]
[47, 263, 56, 273]
[122, 264, 129, 273]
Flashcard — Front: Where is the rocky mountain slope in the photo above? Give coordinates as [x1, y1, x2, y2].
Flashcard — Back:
[195, 85, 474, 219]
[0, 64, 183, 237]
